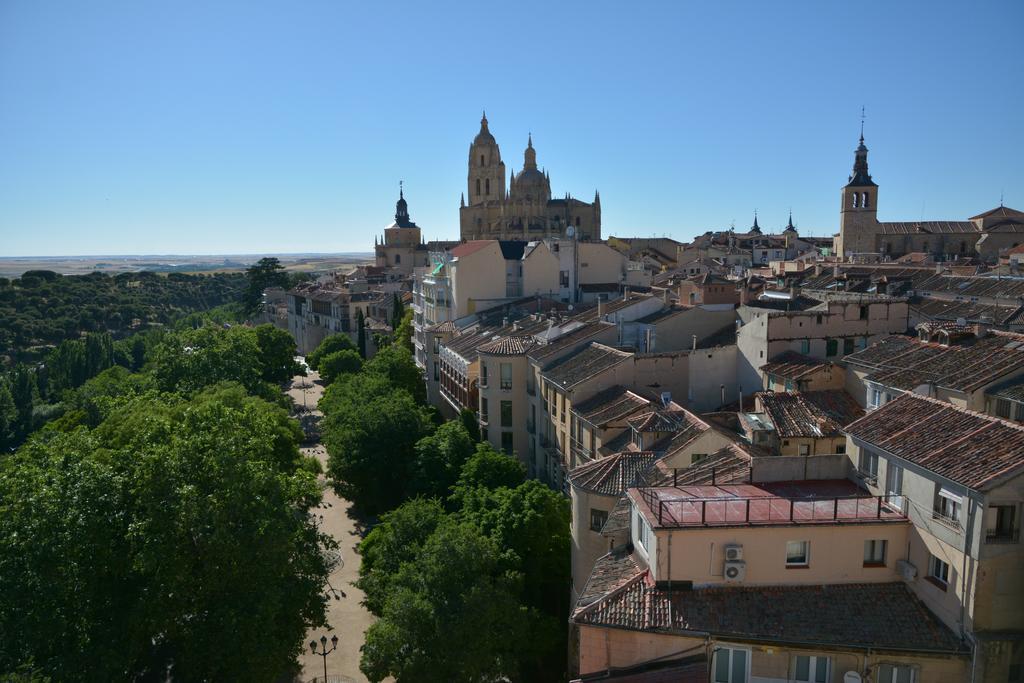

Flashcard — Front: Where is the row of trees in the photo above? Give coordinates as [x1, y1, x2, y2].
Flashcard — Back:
[0, 323, 331, 681]
[312, 332, 570, 682]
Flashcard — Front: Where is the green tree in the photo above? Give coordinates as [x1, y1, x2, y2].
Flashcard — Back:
[307, 333, 356, 370]
[243, 257, 289, 313]
[356, 497, 448, 615]
[47, 339, 88, 395]
[9, 366, 36, 439]
[0, 379, 16, 451]
[83, 332, 114, 378]
[322, 388, 433, 514]
[45, 365, 154, 431]
[254, 324, 302, 384]
[151, 325, 262, 394]
[394, 307, 415, 354]
[360, 520, 530, 683]
[0, 393, 330, 681]
[390, 292, 403, 332]
[459, 407, 481, 442]
[318, 349, 363, 384]
[356, 309, 367, 358]
[363, 344, 425, 404]
[453, 443, 527, 494]
[410, 420, 475, 500]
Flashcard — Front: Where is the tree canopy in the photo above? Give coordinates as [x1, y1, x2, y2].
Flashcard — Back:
[318, 349, 363, 384]
[243, 257, 289, 313]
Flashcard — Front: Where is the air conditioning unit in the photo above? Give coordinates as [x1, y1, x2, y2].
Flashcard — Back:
[897, 559, 917, 582]
[723, 560, 746, 583]
[724, 544, 744, 562]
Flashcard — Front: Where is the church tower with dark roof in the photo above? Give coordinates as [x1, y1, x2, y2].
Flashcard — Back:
[838, 127, 880, 257]
[467, 112, 507, 206]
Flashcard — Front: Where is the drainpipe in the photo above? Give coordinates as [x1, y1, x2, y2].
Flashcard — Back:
[962, 496, 979, 683]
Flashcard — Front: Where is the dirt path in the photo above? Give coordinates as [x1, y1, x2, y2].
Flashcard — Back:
[287, 370, 376, 683]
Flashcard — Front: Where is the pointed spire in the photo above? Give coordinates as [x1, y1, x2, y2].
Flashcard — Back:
[786, 210, 795, 230]
[594, 189, 600, 205]
[460, 192, 465, 208]
[847, 110, 876, 187]
[859, 106, 865, 144]
[751, 210, 760, 233]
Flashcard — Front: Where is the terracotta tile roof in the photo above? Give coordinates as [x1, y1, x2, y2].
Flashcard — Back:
[629, 408, 689, 433]
[528, 321, 615, 364]
[575, 547, 643, 610]
[878, 221, 977, 234]
[844, 331, 1024, 392]
[642, 444, 753, 487]
[428, 320, 458, 333]
[599, 495, 633, 535]
[844, 393, 1024, 491]
[574, 386, 651, 426]
[760, 351, 831, 381]
[647, 410, 714, 456]
[477, 335, 536, 356]
[970, 205, 1024, 221]
[450, 240, 494, 258]
[542, 342, 632, 388]
[569, 452, 658, 496]
[573, 573, 966, 655]
[986, 376, 1024, 403]
[755, 390, 863, 438]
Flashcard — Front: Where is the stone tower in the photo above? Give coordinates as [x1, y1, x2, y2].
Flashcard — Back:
[838, 129, 880, 256]
[467, 113, 507, 206]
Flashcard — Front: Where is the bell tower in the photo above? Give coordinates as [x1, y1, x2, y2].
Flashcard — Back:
[838, 119, 879, 257]
[467, 112, 506, 206]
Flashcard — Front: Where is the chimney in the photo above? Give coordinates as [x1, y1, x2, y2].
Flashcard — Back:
[975, 316, 992, 338]
[692, 334, 697, 351]
[597, 297, 605, 319]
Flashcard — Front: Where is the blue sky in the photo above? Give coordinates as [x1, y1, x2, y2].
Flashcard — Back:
[1, 0, 1021, 256]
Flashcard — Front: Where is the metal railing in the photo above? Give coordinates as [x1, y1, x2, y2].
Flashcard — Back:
[638, 490, 906, 528]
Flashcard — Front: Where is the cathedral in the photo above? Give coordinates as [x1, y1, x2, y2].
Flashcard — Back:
[459, 113, 601, 242]
[836, 130, 1024, 261]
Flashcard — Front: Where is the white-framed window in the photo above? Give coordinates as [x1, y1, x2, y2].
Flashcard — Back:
[480, 362, 489, 388]
[635, 509, 652, 551]
[794, 655, 830, 683]
[885, 463, 905, 512]
[713, 647, 749, 683]
[934, 488, 962, 528]
[928, 553, 950, 588]
[859, 450, 879, 484]
[864, 539, 887, 566]
[876, 663, 916, 683]
[786, 540, 809, 567]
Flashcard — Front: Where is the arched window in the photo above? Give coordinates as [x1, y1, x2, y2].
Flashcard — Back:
[476, 178, 481, 196]
[862, 193, 870, 208]
[485, 178, 490, 195]
[852, 193, 859, 208]
[480, 154, 485, 166]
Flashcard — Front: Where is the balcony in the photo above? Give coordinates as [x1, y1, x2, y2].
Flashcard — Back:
[931, 510, 963, 532]
[637, 487, 908, 529]
[985, 528, 1020, 544]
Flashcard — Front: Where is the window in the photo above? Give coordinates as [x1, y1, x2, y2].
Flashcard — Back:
[987, 504, 1018, 542]
[794, 655, 830, 683]
[928, 554, 950, 588]
[501, 431, 514, 454]
[432, 336, 439, 354]
[480, 363, 489, 388]
[713, 647, 748, 683]
[800, 339, 810, 354]
[856, 336, 868, 350]
[476, 178, 481, 195]
[394, 253, 401, 264]
[825, 339, 838, 357]
[885, 464, 905, 512]
[934, 488, 962, 528]
[843, 338, 854, 355]
[433, 363, 439, 381]
[836, 442, 846, 454]
[859, 304, 869, 320]
[480, 398, 489, 422]
[786, 540, 809, 567]
[864, 539, 888, 566]
[815, 314, 823, 325]
[798, 443, 810, 456]
[500, 362, 512, 391]
[635, 509, 652, 551]
[500, 400, 512, 427]
[590, 508, 608, 532]
[561, 395, 567, 423]
[485, 178, 490, 195]
[691, 453, 707, 464]
[876, 664, 915, 683]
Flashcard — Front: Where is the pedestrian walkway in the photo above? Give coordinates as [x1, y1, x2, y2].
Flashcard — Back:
[286, 370, 375, 683]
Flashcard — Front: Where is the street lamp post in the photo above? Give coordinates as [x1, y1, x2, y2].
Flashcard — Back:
[309, 634, 338, 683]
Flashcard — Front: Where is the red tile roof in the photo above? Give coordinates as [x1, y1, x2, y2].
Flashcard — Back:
[755, 390, 863, 438]
[573, 563, 965, 654]
[568, 452, 657, 496]
[450, 240, 494, 258]
[760, 350, 832, 381]
[844, 331, 1024, 393]
[477, 335, 536, 356]
[844, 393, 1024, 491]
[573, 386, 651, 426]
[642, 443, 753, 487]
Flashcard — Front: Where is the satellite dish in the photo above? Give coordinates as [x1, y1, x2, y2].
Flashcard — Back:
[843, 672, 862, 683]
[566, 225, 575, 238]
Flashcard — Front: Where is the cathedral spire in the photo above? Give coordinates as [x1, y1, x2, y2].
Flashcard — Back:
[751, 210, 760, 233]
[394, 182, 413, 227]
[524, 134, 537, 170]
[847, 116, 876, 187]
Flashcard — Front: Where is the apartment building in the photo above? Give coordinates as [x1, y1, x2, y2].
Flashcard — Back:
[844, 394, 1024, 682]
[843, 322, 1024, 411]
[287, 273, 398, 355]
[750, 390, 862, 456]
[736, 292, 910, 392]
[570, 473, 968, 682]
